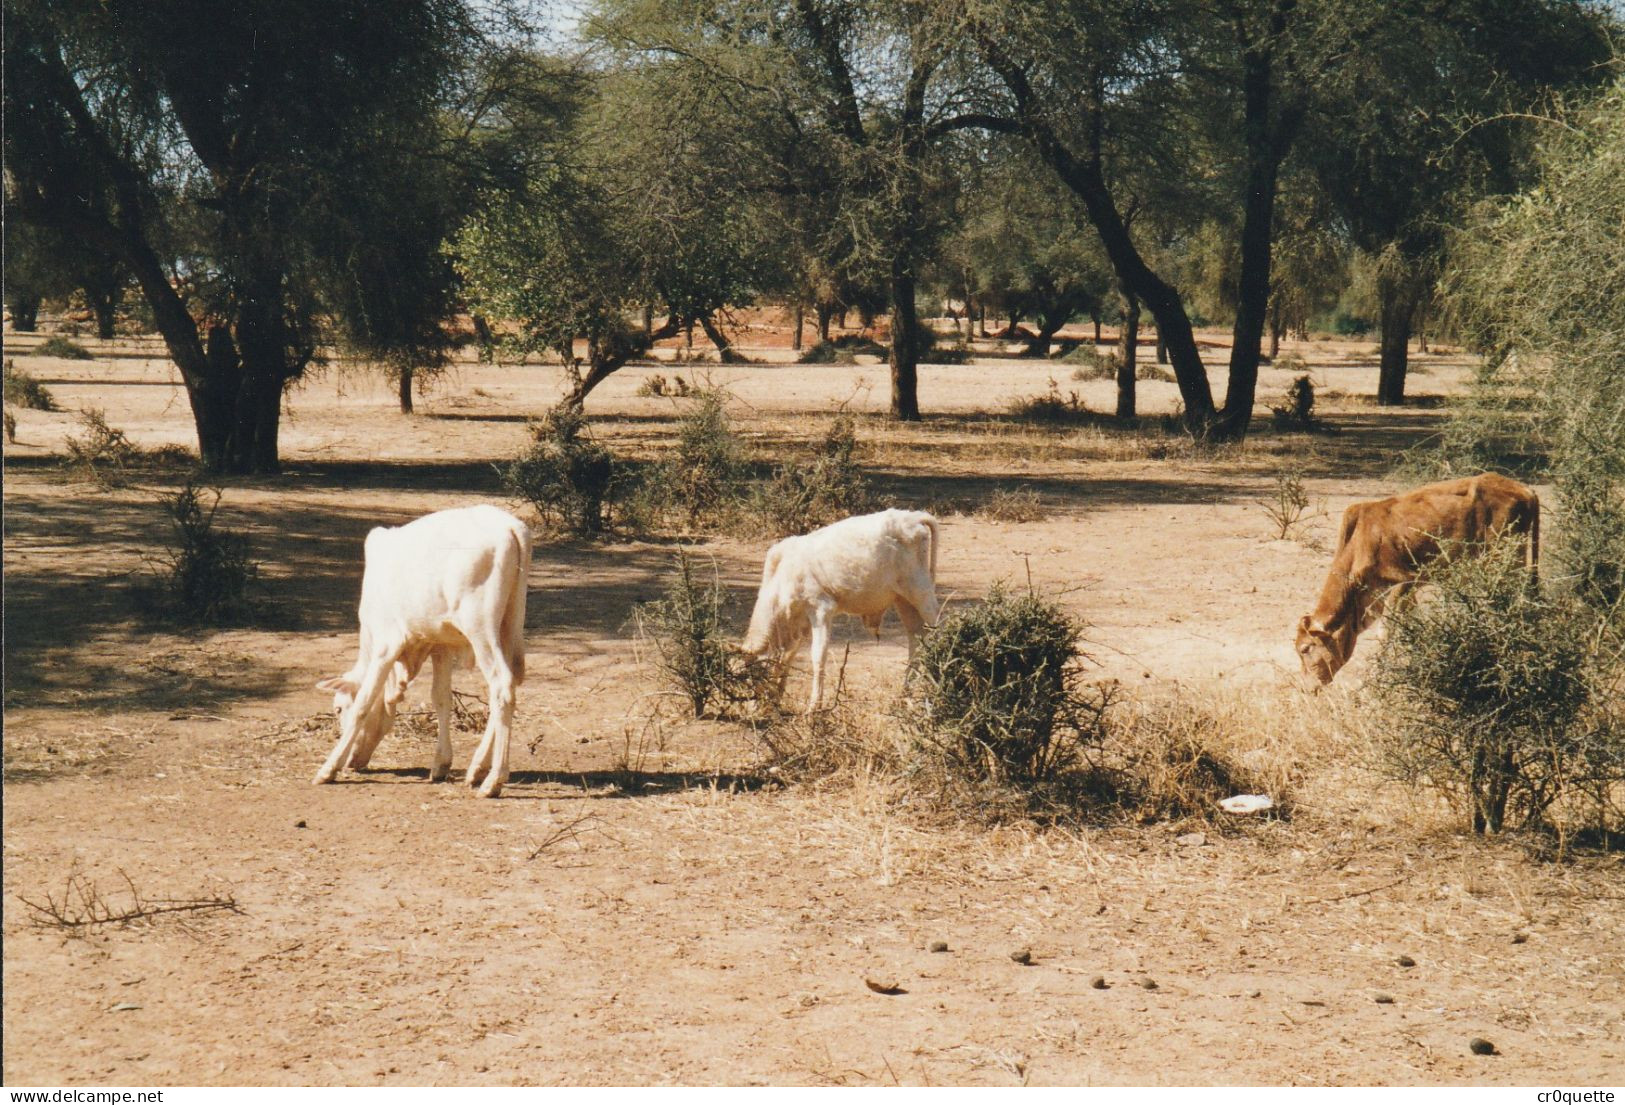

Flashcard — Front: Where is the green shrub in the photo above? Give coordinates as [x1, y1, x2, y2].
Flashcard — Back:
[798, 340, 856, 365]
[635, 550, 776, 718]
[1065, 345, 1116, 379]
[159, 478, 258, 624]
[1371, 537, 1622, 836]
[750, 413, 872, 537]
[1331, 313, 1373, 337]
[498, 406, 618, 534]
[663, 389, 747, 527]
[4, 359, 57, 409]
[35, 336, 94, 360]
[904, 586, 1105, 787]
[64, 408, 139, 487]
[1270, 374, 1323, 432]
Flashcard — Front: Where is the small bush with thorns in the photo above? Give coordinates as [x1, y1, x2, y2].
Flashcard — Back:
[65, 408, 140, 487]
[4, 359, 58, 410]
[1371, 535, 1623, 839]
[636, 373, 694, 398]
[1258, 467, 1320, 541]
[498, 405, 619, 534]
[903, 585, 1110, 789]
[1270, 374, 1327, 432]
[635, 549, 779, 718]
[35, 335, 94, 360]
[750, 412, 872, 537]
[157, 477, 258, 624]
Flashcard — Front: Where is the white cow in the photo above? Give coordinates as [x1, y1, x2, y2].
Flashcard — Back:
[314, 505, 531, 798]
[742, 508, 940, 710]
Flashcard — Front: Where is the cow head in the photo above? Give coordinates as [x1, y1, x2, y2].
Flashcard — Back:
[1294, 615, 1346, 686]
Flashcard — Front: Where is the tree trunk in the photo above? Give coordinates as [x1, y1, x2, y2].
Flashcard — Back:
[398, 364, 414, 414]
[1377, 279, 1414, 406]
[978, 305, 988, 338]
[642, 303, 654, 341]
[1156, 329, 1168, 364]
[472, 314, 493, 346]
[1030, 313, 1065, 358]
[792, 302, 804, 351]
[816, 302, 834, 343]
[1093, 314, 1101, 346]
[1116, 291, 1139, 420]
[1268, 310, 1283, 360]
[8, 295, 41, 332]
[1215, 32, 1294, 443]
[889, 268, 922, 421]
[698, 311, 743, 362]
[1415, 300, 1429, 353]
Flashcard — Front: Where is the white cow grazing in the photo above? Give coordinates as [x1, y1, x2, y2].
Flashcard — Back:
[742, 508, 940, 710]
[314, 505, 531, 798]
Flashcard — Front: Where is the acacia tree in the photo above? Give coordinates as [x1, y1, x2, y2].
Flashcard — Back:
[1301, 0, 1614, 406]
[590, 0, 992, 420]
[940, 145, 1114, 359]
[4, 0, 481, 472]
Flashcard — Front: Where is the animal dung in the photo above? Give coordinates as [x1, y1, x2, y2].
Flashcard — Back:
[928, 940, 949, 953]
[1009, 948, 1033, 965]
[1468, 1037, 1499, 1056]
[1396, 955, 1416, 968]
[1373, 992, 1395, 1004]
[1219, 794, 1275, 815]
[1090, 975, 1109, 990]
[1140, 978, 1159, 991]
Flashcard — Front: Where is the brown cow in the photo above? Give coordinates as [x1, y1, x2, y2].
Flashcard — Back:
[1295, 473, 1539, 685]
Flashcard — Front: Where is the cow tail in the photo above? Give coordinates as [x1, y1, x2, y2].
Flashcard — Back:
[505, 523, 533, 685]
[924, 513, 939, 582]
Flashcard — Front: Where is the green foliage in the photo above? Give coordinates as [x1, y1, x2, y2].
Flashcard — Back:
[3, 359, 56, 409]
[1372, 538, 1622, 837]
[904, 586, 1103, 787]
[635, 550, 776, 718]
[1270, 375, 1322, 432]
[1258, 467, 1315, 540]
[750, 413, 872, 537]
[498, 407, 618, 535]
[158, 479, 258, 625]
[1446, 79, 1625, 613]
[664, 390, 747, 528]
[35, 336, 92, 360]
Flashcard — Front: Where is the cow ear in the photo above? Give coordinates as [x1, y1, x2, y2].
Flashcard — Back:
[316, 675, 356, 695]
[1296, 614, 1312, 634]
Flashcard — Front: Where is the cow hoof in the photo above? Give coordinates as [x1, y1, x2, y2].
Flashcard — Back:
[429, 765, 450, 783]
[312, 769, 335, 785]
[476, 779, 504, 799]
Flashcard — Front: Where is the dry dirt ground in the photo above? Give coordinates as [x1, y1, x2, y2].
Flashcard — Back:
[4, 323, 1622, 1086]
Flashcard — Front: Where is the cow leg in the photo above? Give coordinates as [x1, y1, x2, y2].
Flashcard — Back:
[429, 649, 454, 782]
[894, 599, 927, 662]
[465, 637, 517, 798]
[807, 602, 833, 712]
[314, 650, 396, 785]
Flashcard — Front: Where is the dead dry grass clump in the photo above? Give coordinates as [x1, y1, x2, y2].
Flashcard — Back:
[979, 487, 1048, 523]
[64, 408, 140, 487]
[1008, 379, 1089, 424]
[1101, 693, 1296, 825]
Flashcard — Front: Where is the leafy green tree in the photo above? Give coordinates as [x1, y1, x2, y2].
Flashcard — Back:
[4, 0, 482, 471]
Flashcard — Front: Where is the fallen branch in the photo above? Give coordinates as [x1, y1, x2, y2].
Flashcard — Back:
[527, 813, 602, 860]
[19, 870, 241, 933]
[1296, 874, 1413, 907]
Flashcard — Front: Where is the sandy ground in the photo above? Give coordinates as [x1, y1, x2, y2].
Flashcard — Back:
[4, 324, 1622, 1086]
